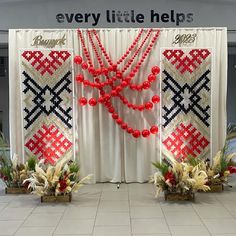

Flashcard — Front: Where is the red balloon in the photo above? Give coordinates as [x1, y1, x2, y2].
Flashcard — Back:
[121, 123, 128, 130]
[142, 81, 151, 89]
[112, 113, 119, 120]
[83, 80, 90, 86]
[116, 71, 122, 79]
[152, 95, 160, 104]
[132, 130, 141, 138]
[138, 105, 144, 111]
[150, 125, 158, 134]
[121, 81, 128, 87]
[74, 56, 82, 64]
[104, 94, 111, 101]
[100, 91, 105, 96]
[111, 90, 117, 97]
[137, 85, 143, 91]
[102, 67, 108, 75]
[125, 76, 131, 83]
[127, 127, 133, 134]
[130, 84, 136, 90]
[112, 64, 117, 71]
[145, 102, 153, 110]
[96, 68, 102, 75]
[116, 86, 122, 93]
[108, 107, 115, 113]
[116, 118, 123, 125]
[98, 97, 104, 103]
[142, 129, 150, 138]
[76, 74, 84, 82]
[89, 98, 97, 106]
[151, 66, 160, 75]
[148, 74, 156, 82]
[88, 66, 95, 74]
[81, 62, 88, 70]
[79, 97, 87, 106]
[108, 66, 113, 72]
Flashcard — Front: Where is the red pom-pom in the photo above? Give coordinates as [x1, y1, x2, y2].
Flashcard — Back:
[152, 95, 160, 104]
[89, 98, 97, 106]
[142, 129, 150, 138]
[150, 125, 158, 134]
[151, 66, 160, 75]
[79, 97, 87, 106]
[132, 130, 141, 138]
[76, 74, 84, 82]
[74, 56, 82, 64]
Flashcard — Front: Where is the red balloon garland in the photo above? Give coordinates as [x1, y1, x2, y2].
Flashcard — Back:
[75, 28, 161, 138]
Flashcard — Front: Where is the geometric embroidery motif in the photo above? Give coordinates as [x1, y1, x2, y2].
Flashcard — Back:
[163, 123, 210, 160]
[25, 124, 72, 164]
[22, 71, 72, 129]
[20, 49, 73, 163]
[162, 49, 211, 74]
[161, 48, 211, 161]
[162, 69, 211, 128]
[22, 50, 71, 76]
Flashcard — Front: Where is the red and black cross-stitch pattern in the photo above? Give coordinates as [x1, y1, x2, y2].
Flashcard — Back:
[163, 123, 209, 160]
[25, 124, 72, 164]
[22, 50, 71, 76]
[162, 49, 210, 74]
[22, 71, 72, 129]
[21, 49, 73, 163]
[161, 48, 211, 161]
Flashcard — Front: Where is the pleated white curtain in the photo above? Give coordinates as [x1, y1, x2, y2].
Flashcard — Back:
[9, 28, 227, 183]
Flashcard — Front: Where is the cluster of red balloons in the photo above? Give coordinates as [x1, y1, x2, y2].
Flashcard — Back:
[74, 55, 161, 139]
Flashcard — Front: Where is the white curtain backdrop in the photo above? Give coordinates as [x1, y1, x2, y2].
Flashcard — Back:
[9, 28, 227, 183]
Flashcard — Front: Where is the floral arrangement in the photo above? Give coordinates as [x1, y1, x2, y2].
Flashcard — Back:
[151, 159, 210, 197]
[0, 153, 36, 188]
[24, 157, 91, 196]
[206, 143, 236, 186]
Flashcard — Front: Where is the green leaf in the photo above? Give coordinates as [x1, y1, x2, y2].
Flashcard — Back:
[27, 156, 37, 171]
[152, 162, 169, 176]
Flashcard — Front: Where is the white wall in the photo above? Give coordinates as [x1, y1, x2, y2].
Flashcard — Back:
[0, 0, 236, 42]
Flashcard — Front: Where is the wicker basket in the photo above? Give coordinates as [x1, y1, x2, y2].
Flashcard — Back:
[164, 191, 195, 201]
[208, 183, 224, 192]
[5, 187, 30, 194]
[41, 194, 72, 203]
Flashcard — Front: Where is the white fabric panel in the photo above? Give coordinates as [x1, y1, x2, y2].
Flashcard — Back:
[9, 28, 227, 183]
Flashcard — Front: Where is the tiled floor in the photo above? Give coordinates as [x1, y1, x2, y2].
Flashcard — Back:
[0, 179, 236, 236]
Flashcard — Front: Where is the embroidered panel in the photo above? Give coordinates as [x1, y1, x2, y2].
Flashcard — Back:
[161, 48, 211, 160]
[20, 50, 73, 164]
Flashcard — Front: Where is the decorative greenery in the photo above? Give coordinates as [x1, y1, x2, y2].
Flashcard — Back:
[0, 153, 37, 188]
[207, 142, 236, 185]
[24, 157, 92, 196]
[151, 159, 210, 197]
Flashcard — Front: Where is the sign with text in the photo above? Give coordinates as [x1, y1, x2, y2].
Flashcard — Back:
[56, 9, 194, 26]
